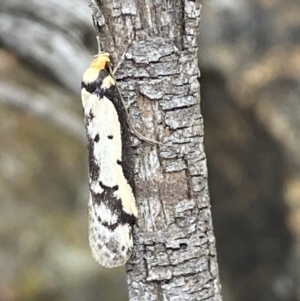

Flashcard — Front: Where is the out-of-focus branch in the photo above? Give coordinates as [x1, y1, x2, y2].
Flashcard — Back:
[0, 0, 94, 92]
[0, 82, 86, 143]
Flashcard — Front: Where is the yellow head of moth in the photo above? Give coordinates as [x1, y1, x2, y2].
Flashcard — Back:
[90, 52, 113, 71]
[83, 52, 114, 83]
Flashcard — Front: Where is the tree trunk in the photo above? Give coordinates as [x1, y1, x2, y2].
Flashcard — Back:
[88, 1, 222, 300]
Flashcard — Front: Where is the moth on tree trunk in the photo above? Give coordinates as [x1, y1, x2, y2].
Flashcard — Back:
[81, 53, 137, 268]
[86, 0, 223, 300]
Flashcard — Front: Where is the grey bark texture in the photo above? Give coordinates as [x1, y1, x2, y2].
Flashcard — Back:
[88, 1, 222, 300]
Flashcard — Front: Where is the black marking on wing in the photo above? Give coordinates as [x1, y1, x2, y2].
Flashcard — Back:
[97, 212, 136, 231]
[91, 188, 136, 230]
[108, 135, 113, 139]
[82, 81, 96, 93]
[82, 70, 110, 98]
[89, 111, 95, 120]
[83, 68, 134, 189]
[99, 181, 118, 191]
[84, 67, 135, 230]
[99, 83, 134, 188]
[87, 136, 100, 181]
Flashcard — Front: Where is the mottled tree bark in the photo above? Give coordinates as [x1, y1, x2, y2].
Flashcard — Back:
[91, 1, 222, 300]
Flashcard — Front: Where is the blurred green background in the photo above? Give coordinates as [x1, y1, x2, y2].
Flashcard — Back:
[0, 0, 300, 300]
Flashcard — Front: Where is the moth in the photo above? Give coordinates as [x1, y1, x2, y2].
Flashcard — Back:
[81, 51, 137, 268]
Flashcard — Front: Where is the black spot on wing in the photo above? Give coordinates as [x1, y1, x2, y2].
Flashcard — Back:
[88, 136, 100, 181]
[94, 134, 100, 142]
[108, 135, 113, 139]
